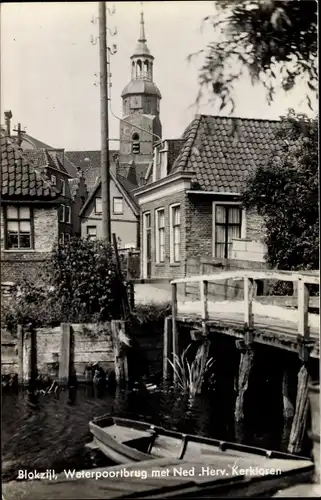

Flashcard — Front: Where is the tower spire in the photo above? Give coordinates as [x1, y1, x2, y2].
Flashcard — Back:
[139, 3, 146, 42]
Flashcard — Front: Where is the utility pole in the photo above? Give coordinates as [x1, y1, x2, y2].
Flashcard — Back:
[99, 2, 111, 243]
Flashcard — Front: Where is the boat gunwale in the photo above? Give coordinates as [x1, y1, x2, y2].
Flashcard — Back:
[90, 415, 310, 462]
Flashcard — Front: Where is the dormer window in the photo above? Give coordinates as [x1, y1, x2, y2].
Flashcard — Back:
[132, 133, 140, 154]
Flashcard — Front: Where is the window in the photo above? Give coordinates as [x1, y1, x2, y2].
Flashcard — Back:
[65, 233, 71, 243]
[170, 205, 181, 263]
[59, 233, 64, 245]
[65, 206, 71, 223]
[113, 197, 123, 215]
[6, 206, 32, 249]
[87, 226, 97, 240]
[61, 178, 66, 196]
[132, 133, 140, 154]
[214, 204, 242, 258]
[60, 204, 65, 222]
[155, 209, 165, 263]
[95, 197, 102, 214]
[51, 174, 57, 186]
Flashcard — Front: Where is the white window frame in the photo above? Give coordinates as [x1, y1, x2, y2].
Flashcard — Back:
[212, 201, 246, 258]
[155, 208, 165, 264]
[113, 197, 123, 215]
[169, 203, 181, 264]
[51, 174, 57, 186]
[142, 211, 151, 278]
[65, 206, 71, 224]
[59, 233, 64, 245]
[95, 197, 102, 214]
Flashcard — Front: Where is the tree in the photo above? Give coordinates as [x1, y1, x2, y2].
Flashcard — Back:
[242, 110, 318, 271]
[194, 0, 317, 112]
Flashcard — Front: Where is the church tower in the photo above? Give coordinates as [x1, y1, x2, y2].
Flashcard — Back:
[119, 6, 162, 176]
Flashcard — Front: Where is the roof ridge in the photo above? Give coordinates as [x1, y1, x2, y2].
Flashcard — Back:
[199, 114, 280, 123]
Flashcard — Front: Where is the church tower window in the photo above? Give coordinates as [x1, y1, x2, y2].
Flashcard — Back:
[137, 60, 142, 78]
[132, 133, 140, 154]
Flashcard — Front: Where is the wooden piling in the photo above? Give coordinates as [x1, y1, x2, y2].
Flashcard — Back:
[282, 369, 295, 420]
[288, 363, 310, 454]
[111, 320, 128, 384]
[59, 323, 71, 385]
[235, 339, 254, 422]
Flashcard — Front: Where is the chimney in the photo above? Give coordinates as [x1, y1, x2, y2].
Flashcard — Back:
[4, 110, 12, 136]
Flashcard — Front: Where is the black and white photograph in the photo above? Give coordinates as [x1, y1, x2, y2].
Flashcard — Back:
[1, 1, 319, 498]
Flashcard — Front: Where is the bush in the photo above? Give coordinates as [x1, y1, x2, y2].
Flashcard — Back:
[132, 302, 171, 325]
[3, 238, 124, 331]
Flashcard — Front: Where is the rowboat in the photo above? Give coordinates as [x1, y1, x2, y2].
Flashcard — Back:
[88, 414, 313, 469]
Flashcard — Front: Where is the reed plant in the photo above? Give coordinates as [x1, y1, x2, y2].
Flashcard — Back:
[167, 343, 214, 397]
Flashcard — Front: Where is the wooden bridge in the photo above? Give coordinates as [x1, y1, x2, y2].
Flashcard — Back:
[164, 270, 319, 455]
[169, 270, 320, 362]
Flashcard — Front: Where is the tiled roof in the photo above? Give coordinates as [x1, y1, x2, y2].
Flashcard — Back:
[21, 133, 56, 150]
[117, 174, 139, 212]
[23, 149, 70, 177]
[171, 115, 282, 193]
[1, 130, 60, 200]
[65, 150, 118, 193]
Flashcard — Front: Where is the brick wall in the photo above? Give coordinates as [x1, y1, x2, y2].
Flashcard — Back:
[138, 191, 267, 280]
[139, 190, 188, 279]
[185, 195, 213, 259]
[0, 206, 58, 285]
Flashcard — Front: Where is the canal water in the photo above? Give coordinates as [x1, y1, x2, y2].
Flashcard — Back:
[2, 383, 298, 482]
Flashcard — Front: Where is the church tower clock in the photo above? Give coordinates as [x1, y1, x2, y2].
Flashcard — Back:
[119, 6, 162, 176]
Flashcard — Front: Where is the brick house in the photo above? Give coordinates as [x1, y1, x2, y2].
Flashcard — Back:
[0, 129, 64, 285]
[134, 115, 282, 280]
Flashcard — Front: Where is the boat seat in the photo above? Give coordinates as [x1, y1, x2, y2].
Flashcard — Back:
[103, 424, 153, 445]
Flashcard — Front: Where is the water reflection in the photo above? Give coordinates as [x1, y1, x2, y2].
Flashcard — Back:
[2, 384, 287, 481]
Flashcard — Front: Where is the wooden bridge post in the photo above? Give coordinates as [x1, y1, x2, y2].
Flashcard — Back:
[234, 338, 254, 422]
[244, 277, 256, 330]
[288, 279, 310, 454]
[163, 316, 173, 381]
[171, 283, 178, 383]
[200, 279, 209, 336]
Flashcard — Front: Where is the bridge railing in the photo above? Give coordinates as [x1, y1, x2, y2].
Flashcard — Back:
[169, 270, 320, 362]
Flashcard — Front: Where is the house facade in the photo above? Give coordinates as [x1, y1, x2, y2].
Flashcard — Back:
[0, 129, 63, 285]
[134, 115, 282, 279]
[79, 171, 139, 249]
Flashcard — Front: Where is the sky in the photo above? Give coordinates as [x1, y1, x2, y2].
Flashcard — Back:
[1, 1, 317, 151]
